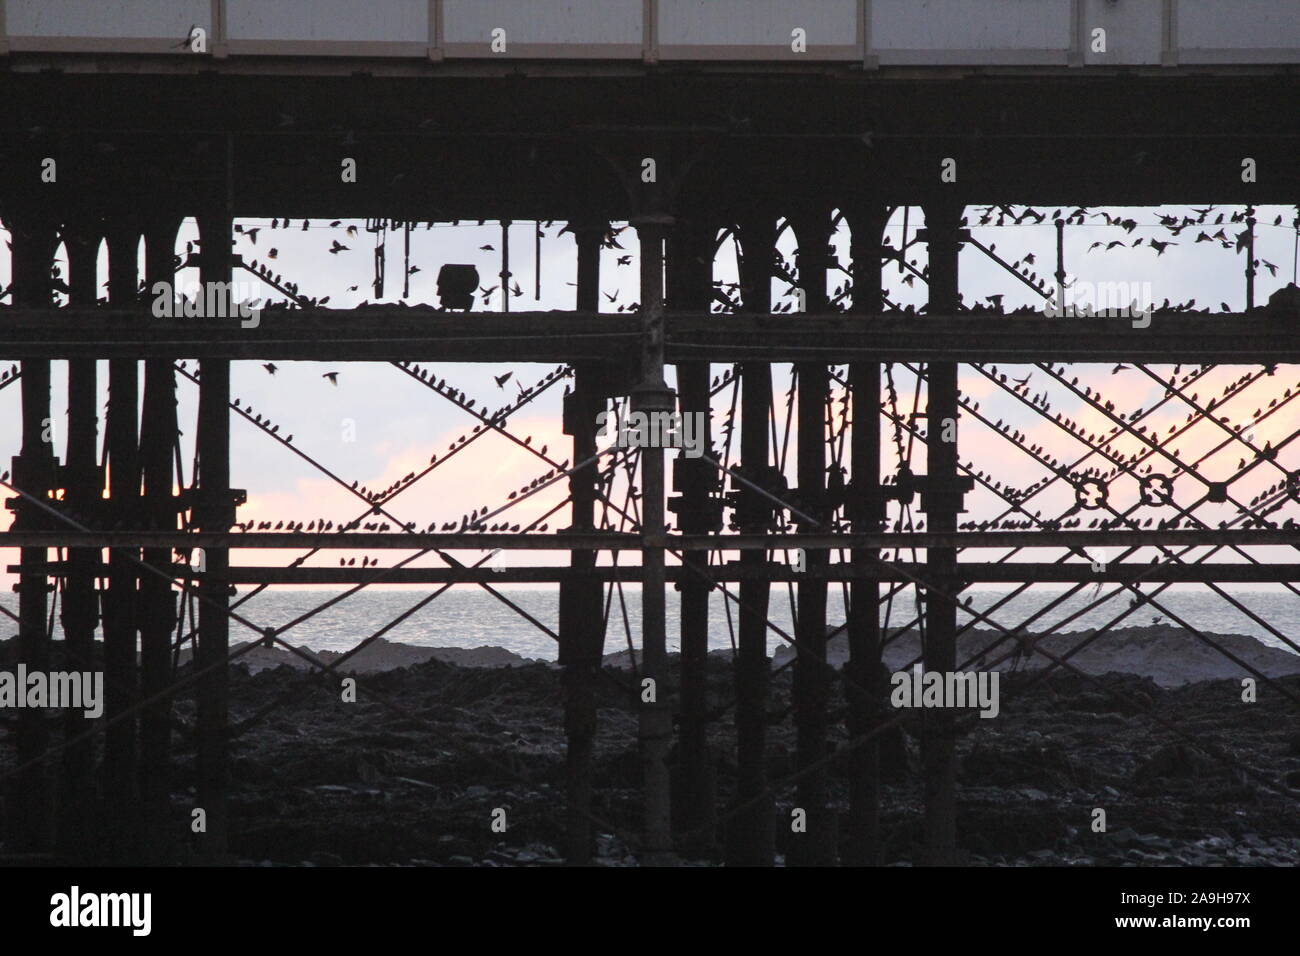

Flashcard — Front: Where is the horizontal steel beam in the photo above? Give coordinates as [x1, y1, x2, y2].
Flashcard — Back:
[14, 562, 1300, 585]
[1, 308, 1296, 363]
[2, 529, 1297, 550]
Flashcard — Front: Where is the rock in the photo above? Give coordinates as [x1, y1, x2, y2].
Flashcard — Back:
[1133, 743, 1214, 784]
[1109, 827, 1139, 847]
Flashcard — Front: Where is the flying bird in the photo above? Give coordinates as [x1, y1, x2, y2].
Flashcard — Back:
[262, 363, 278, 375]
[323, 372, 339, 385]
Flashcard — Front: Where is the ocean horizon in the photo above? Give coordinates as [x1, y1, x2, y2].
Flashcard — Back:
[5, 585, 1298, 664]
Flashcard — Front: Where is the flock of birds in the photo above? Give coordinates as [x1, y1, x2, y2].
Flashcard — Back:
[9, 203, 1297, 565]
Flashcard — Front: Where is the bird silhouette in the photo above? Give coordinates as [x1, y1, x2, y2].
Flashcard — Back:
[323, 372, 339, 385]
[329, 240, 349, 254]
[263, 363, 278, 375]
[495, 372, 513, 389]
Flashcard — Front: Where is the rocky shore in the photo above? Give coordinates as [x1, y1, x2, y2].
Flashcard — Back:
[4, 626, 1299, 866]
[187, 627, 1300, 866]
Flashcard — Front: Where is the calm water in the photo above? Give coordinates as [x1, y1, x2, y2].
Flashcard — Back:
[4, 585, 1298, 662]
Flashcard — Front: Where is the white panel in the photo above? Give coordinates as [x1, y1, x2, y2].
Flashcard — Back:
[1179, 0, 1300, 50]
[227, 0, 426, 43]
[873, 0, 1070, 51]
[8, 0, 209, 38]
[1082, 0, 1162, 65]
[658, 0, 857, 47]
[443, 0, 643, 45]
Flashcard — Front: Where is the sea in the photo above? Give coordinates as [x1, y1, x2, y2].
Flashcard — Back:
[3, 585, 1299, 663]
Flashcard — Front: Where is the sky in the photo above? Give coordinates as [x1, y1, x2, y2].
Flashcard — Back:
[1, 203, 1298, 594]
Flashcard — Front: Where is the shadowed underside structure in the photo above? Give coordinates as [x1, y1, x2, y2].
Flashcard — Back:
[1, 0, 1298, 866]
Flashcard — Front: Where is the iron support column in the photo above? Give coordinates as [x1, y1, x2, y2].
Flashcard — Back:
[632, 211, 675, 864]
[668, 214, 716, 851]
[560, 218, 608, 865]
[726, 213, 776, 866]
[788, 208, 835, 867]
[920, 199, 965, 865]
[58, 221, 103, 863]
[845, 201, 889, 865]
[195, 208, 234, 863]
[139, 216, 181, 863]
[103, 219, 143, 862]
[7, 212, 58, 854]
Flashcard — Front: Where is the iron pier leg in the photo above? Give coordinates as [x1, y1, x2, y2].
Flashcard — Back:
[139, 216, 182, 863]
[788, 208, 835, 867]
[560, 219, 608, 865]
[103, 219, 143, 862]
[58, 221, 104, 863]
[632, 210, 675, 865]
[726, 213, 776, 867]
[920, 199, 965, 866]
[668, 214, 716, 854]
[7, 212, 58, 855]
[195, 209, 234, 863]
[845, 201, 889, 866]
